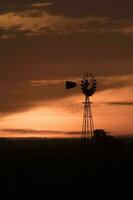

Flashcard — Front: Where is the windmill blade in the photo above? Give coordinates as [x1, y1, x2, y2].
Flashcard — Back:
[92, 83, 97, 87]
[81, 79, 85, 84]
[83, 74, 87, 78]
[82, 76, 86, 81]
[80, 72, 97, 96]
[93, 79, 97, 82]
[91, 74, 95, 79]
[81, 83, 86, 87]
[65, 81, 77, 89]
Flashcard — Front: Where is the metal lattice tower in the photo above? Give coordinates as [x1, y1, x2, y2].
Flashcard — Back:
[82, 96, 95, 148]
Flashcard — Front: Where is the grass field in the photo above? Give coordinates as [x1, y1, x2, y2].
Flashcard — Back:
[0, 137, 132, 199]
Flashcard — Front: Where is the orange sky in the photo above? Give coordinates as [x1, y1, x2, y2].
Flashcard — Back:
[0, 1, 133, 137]
[0, 80, 132, 137]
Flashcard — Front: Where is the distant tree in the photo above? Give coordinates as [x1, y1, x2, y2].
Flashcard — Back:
[94, 129, 107, 138]
[93, 129, 124, 151]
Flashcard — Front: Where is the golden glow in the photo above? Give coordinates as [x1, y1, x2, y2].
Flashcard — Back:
[0, 12, 108, 34]
[0, 84, 132, 137]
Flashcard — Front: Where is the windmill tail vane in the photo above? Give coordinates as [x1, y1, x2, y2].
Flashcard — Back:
[65, 81, 77, 89]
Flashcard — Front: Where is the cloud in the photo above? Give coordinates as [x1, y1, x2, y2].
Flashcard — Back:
[0, 11, 108, 35]
[1, 0, 133, 37]
[1, 128, 61, 134]
[0, 34, 15, 39]
[0, 79, 75, 115]
[115, 24, 133, 36]
[31, 2, 54, 8]
[1, 11, 133, 37]
[0, 75, 132, 116]
[107, 101, 133, 106]
[0, 128, 81, 137]
[97, 75, 133, 92]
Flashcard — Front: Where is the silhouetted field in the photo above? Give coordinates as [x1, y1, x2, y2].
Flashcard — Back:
[0, 137, 133, 199]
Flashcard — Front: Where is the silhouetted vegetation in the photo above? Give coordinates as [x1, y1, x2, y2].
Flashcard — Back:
[0, 136, 132, 198]
[94, 129, 108, 137]
[93, 129, 125, 151]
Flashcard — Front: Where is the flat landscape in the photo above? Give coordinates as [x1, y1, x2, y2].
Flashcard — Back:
[0, 137, 133, 199]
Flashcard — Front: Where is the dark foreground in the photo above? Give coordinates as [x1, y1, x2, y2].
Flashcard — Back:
[0, 137, 133, 199]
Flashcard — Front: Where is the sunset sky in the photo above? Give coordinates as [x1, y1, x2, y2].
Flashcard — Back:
[0, 0, 133, 138]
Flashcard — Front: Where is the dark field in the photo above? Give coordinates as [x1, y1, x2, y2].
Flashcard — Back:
[0, 137, 133, 199]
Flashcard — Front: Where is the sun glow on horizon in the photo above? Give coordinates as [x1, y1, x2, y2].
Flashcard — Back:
[0, 84, 132, 138]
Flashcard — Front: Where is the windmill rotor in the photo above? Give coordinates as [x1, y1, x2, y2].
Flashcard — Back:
[81, 73, 97, 97]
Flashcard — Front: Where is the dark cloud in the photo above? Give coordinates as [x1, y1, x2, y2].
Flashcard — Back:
[1, 0, 133, 20]
[0, 81, 64, 115]
[97, 75, 133, 92]
[0, 75, 132, 115]
[0, 0, 41, 14]
[1, 128, 61, 134]
[1, 0, 133, 38]
[0, 79, 81, 115]
[0, 128, 81, 136]
[107, 101, 133, 106]
[0, 33, 133, 83]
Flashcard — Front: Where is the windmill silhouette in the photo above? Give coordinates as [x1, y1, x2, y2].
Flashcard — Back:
[66, 73, 97, 147]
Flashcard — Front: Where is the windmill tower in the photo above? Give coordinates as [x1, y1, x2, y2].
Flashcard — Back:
[66, 72, 97, 147]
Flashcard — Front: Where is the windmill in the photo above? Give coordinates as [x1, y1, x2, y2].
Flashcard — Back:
[65, 72, 97, 147]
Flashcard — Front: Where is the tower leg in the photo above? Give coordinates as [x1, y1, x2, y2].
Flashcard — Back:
[82, 96, 94, 151]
